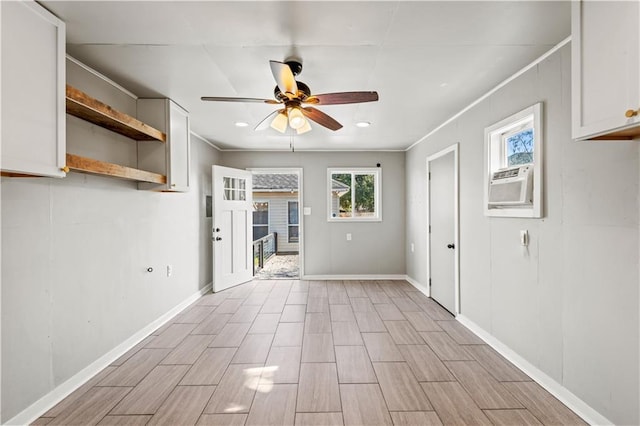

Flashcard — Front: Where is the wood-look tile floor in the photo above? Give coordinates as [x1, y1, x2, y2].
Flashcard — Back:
[34, 280, 587, 426]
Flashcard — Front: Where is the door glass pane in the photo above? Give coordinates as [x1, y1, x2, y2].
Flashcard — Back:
[354, 173, 375, 217]
[238, 190, 246, 201]
[288, 201, 299, 224]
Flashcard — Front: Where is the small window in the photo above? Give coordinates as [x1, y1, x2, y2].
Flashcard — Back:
[503, 125, 534, 167]
[288, 201, 299, 243]
[223, 177, 247, 201]
[253, 201, 269, 240]
[327, 168, 381, 221]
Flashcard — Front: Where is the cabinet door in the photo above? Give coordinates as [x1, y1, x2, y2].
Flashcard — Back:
[167, 101, 190, 192]
[1, 1, 66, 177]
[572, 1, 640, 140]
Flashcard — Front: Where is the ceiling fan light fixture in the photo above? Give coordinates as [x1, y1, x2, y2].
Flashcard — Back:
[296, 120, 312, 135]
[270, 111, 288, 133]
[288, 107, 306, 129]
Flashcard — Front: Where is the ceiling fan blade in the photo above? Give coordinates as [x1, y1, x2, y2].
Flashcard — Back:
[306, 91, 379, 105]
[302, 106, 343, 131]
[201, 96, 280, 104]
[270, 61, 298, 98]
[254, 110, 281, 131]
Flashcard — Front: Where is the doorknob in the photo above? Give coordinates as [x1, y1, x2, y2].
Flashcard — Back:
[215, 228, 220, 232]
[447, 243, 455, 249]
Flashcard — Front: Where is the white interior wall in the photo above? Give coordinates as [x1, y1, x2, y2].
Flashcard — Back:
[0, 60, 221, 422]
[405, 44, 639, 425]
[222, 151, 405, 277]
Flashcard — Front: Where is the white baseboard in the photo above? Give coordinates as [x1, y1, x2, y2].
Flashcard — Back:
[456, 314, 612, 426]
[6, 283, 213, 426]
[302, 274, 407, 281]
[404, 275, 430, 296]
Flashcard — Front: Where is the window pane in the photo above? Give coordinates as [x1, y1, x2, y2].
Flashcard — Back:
[331, 173, 352, 218]
[288, 225, 299, 242]
[253, 225, 268, 241]
[238, 178, 246, 190]
[288, 201, 299, 224]
[506, 128, 534, 166]
[354, 173, 376, 217]
[238, 189, 246, 201]
[253, 202, 269, 224]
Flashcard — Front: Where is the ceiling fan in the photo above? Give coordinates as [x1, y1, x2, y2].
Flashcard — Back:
[201, 59, 379, 134]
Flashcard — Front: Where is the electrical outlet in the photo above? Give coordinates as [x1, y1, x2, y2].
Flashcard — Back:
[346, 233, 352, 241]
[167, 265, 173, 277]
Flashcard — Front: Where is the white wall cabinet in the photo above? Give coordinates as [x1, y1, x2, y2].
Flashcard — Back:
[572, 1, 640, 141]
[1, 1, 66, 177]
[137, 99, 191, 192]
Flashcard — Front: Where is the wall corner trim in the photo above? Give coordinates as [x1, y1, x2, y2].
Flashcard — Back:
[6, 282, 213, 426]
[456, 314, 613, 426]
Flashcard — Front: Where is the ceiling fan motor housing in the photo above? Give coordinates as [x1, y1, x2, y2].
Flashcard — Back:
[274, 81, 311, 101]
[285, 59, 303, 76]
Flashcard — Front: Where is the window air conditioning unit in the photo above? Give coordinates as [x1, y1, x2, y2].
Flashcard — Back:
[488, 165, 533, 206]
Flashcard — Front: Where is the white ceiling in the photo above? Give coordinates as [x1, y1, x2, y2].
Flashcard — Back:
[42, 1, 571, 151]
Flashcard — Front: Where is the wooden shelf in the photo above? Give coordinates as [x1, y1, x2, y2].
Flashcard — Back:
[66, 85, 166, 142]
[66, 153, 166, 184]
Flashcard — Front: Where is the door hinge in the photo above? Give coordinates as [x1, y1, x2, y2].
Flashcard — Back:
[429, 278, 432, 287]
[429, 225, 431, 233]
[428, 172, 431, 180]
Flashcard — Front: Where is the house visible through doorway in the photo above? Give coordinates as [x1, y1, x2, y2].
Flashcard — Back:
[251, 169, 302, 279]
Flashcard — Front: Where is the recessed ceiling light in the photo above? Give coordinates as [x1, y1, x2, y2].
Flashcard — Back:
[355, 121, 371, 128]
[235, 121, 249, 127]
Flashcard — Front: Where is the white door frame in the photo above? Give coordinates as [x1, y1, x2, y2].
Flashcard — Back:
[248, 167, 304, 278]
[426, 143, 460, 315]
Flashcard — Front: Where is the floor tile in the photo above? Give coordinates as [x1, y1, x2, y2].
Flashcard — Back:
[374, 304, 405, 321]
[419, 299, 454, 321]
[398, 344, 455, 382]
[147, 385, 215, 425]
[445, 361, 523, 409]
[294, 412, 343, 426]
[403, 311, 442, 332]
[366, 291, 391, 304]
[329, 304, 356, 322]
[210, 322, 251, 347]
[215, 299, 245, 314]
[502, 382, 587, 425]
[389, 411, 443, 425]
[328, 289, 350, 305]
[191, 313, 233, 335]
[96, 415, 151, 425]
[304, 313, 332, 333]
[286, 292, 308, 305]
[48, 387, 132, 425]
[111, 365, 189, 415]
[196, 414, 247, 425]
[281, 304, 307, 322]
[272, 322, 304, 346]
[231, 333, 274, 364]
[248, 313, 281, 334]
[437, 320, 485, 345]
[245, 384, 297, 426]
[335, 346, 377, 383]
[344, 282, 367, 298]
[350, 297, 376, 313]
[180, 348, 237, 385]
[465, 345, 531, 382]
[204, 364, 263, 414]
[261, 346, 301, 384]
[384, 321, 424, 344]
[420, 332, 473, 360]
[309, 286, 328, 298]
[302, 333, 335, 362]
[332, 321, 364, 346]
[174, 306, 216, 324]
[340, 384, 392, 425]
[362, 333, 404, 362]
[291, 281, 310, 292]
[354, 311, 386, 332]
[99, 349, 171, 387]
[260, 297, 286, 314]
[306, 297, 329, 313]
[43, 366, 116, 417]
[421, 382, 493, 425]
[391, 297, 422, 312]
[372, 362, 432, 411]
[110, 336, 156, 366]
[297, 363, 341, 412]
[483, 409, 543, 425]
[145, 323, 196, 349]
[228, 305, 261, 323]
[242, 292, 269, 306]
[161, 334, 214, 365]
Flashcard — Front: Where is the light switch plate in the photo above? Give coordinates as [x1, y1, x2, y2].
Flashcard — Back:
[303, 207, 311, 215]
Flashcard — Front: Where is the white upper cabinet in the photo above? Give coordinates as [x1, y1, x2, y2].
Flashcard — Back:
[1, 1, 66, 177]
[572, 1, 640, 141]
[137, 99, 191, 192]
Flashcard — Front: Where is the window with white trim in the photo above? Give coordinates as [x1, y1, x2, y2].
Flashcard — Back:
[327, 168, 381, 221]
[253, 201, 269, 241]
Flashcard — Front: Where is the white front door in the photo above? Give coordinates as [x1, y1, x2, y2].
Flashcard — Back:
[212, 165, 253, 292]
[428, 147, 458, 315]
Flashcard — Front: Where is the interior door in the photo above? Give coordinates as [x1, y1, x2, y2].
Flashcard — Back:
[429, 151, 456, 314]
[212, 165, 253, 292]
